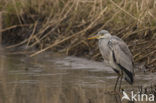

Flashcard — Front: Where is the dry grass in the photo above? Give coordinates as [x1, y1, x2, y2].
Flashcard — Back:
[0, 0, 156, 69]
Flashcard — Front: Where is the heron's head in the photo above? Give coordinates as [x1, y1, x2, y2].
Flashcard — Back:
[88, 30, 111, 40]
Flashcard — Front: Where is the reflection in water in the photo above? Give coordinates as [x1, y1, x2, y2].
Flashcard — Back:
[0, 50, 155, 103]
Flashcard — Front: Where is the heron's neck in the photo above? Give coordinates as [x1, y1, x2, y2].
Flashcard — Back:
[98, 36, 110, 44]
[104, 33, 112, 38]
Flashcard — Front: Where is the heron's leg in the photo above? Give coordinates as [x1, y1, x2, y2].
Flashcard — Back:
[114, 74, 120, 91]
[119, 71, 123, 91]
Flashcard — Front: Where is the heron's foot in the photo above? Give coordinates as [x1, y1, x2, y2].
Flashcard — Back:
[119, 86, 122, 91]
[119, 88, 124, 93]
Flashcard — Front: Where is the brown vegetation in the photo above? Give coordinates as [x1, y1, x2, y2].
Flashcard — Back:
[0, 0, 156, 70]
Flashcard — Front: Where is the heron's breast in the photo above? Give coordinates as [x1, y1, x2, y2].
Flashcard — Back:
[98, 40, 111, 61]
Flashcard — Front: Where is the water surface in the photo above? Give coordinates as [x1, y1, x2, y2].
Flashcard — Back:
[0, 49, 155, 103]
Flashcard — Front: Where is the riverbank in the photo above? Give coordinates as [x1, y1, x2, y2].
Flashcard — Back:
[0, 0, 155, 71]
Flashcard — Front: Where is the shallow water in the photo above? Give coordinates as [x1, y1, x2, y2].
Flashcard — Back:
[0, 48, 156, 103]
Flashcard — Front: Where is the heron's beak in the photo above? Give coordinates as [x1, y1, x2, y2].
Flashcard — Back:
[88, 36, 99, 40]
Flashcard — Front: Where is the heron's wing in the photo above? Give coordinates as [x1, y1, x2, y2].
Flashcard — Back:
[109, 36, 134, 74]
[112, 36, 134, 62]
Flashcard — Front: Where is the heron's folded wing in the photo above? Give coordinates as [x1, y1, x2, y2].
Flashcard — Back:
[112, 36, 134, 63]
[109, 38, 134, 74]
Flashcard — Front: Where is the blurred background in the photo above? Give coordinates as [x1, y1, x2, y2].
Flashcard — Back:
[0, 0, 155, 68]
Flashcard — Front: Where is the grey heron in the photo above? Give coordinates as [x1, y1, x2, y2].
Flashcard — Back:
[88, 30, 134, 91]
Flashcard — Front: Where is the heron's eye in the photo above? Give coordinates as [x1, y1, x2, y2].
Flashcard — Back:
[101, 34, 104, 36]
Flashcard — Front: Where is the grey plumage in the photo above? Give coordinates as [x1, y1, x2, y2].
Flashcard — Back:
[89, 30, 134, 90]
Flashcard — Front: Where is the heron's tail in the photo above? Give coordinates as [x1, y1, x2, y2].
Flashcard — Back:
[118, 64, 134, 85]
[124, 70, 134, 85]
